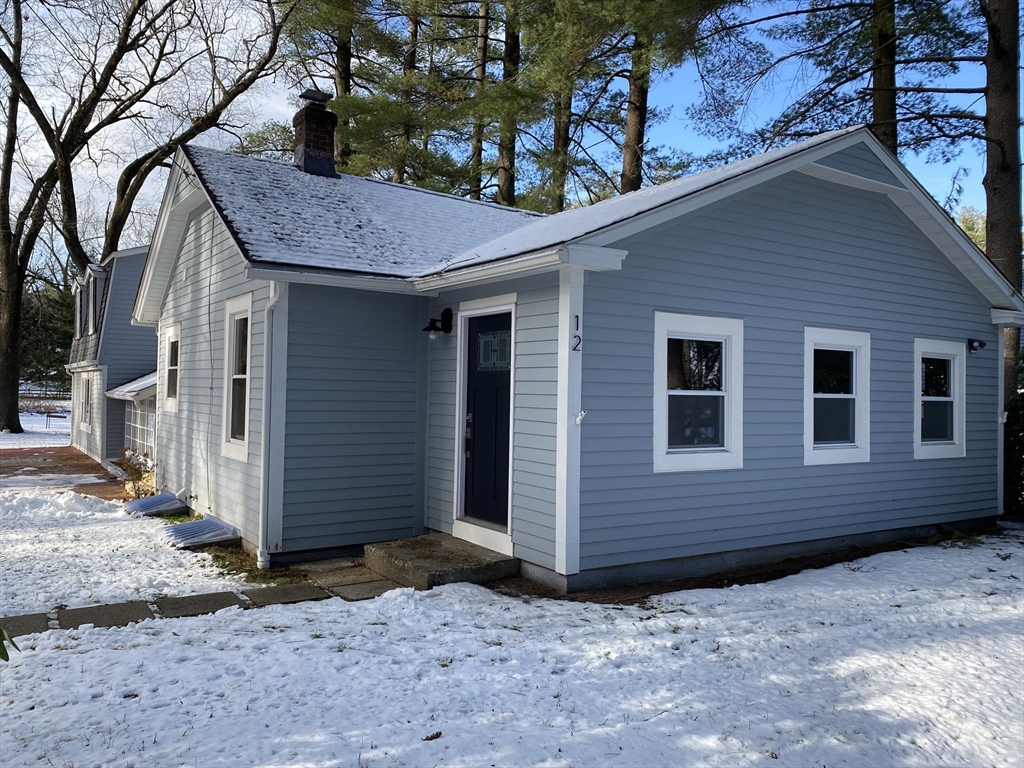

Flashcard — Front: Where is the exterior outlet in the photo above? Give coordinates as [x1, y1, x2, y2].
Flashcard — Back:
[293, 103, 338, 177]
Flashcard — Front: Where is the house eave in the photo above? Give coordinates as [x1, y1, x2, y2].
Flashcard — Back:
[991, 309, 1024, 327]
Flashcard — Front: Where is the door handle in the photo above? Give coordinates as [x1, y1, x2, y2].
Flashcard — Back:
[465, 413, 472, 457]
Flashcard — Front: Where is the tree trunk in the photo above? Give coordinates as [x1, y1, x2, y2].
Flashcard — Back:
[551, 89, 572, 212]
[981, 0, 1021, 404]
[496, 0, 519, 207]
[0, 257, 26, 433]
[334, 22, 354, 167]
[396, 14, 419, 184]
[620, 34, 651, 194]
[870, 0, 898, 153]
[469, 2, 489, 199]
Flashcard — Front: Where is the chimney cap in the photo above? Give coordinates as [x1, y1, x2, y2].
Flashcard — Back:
[299, 88, 332, 104]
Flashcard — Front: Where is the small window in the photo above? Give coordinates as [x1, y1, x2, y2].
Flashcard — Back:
[654, 312, 743, 472]
[79, 374, 92, 430]
[914, 339, 966, 459]
[73, 282, 83, 339]
[222, 294, 252, 461]
[88, 274, 98, 334]
[804, 328, 870, 465]
[163, 324, 180, 412]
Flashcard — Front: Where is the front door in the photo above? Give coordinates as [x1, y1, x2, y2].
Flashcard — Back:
[463, 312, 512, 526]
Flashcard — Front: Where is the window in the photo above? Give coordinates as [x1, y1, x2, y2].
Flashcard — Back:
[79, 374, 92, 430]
[914, 338, 966, 460]
[73, 282, 83, 339]
[222, 294, 251, 461]
[654, 312, 743, 472]
[804, 327, 870, 465]
[87, 273, 99, 334]
[163, 324, 180, 412]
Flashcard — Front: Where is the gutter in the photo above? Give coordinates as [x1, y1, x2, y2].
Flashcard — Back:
[257, 281, 285, 569]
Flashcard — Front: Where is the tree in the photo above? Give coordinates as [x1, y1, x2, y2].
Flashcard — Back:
[0, 0, 296, 432]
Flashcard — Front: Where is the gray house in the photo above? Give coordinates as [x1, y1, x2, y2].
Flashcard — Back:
[68, 246, 157, 466]
[133, 102, 1023, 591]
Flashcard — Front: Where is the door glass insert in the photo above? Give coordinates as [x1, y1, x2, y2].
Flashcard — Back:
[477, 330, 511, 372]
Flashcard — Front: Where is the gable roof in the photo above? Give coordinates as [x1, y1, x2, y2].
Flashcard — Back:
[182, 145, 542, 279]
[137, 128, 1022, 321]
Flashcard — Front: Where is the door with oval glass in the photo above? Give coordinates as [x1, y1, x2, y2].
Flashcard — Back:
[463, 312, 512, 527]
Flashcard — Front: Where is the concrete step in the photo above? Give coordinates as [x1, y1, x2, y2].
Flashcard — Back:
[364, 533, 519, 590]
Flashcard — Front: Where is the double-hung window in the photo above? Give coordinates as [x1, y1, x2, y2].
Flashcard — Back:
[654, 312, 743, 472]
[914, 339, 965, 459]
[79, 373, 92, 430]
[163, 324, 180, 412]
[222, 294, 251, 461]
[804, 327, 870, 465]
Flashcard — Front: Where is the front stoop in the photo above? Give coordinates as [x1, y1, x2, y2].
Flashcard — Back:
[364, 533, 520, 590]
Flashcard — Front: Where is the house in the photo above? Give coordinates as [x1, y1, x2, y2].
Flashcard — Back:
[68, 246, 157, 467]
[132, 97, 1024, 592]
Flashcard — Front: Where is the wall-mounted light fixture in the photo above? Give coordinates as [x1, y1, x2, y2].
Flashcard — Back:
[423, 307, 453, 340]
[967, 339, 987, 353]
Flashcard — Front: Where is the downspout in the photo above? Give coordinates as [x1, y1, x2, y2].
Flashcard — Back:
[257, 281, 284, 569]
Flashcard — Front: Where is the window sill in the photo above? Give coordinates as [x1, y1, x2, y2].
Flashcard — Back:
[804, 443, 869, 465]
[654, 450, 743, 473]
[163, 398, 178, 413]
[221, 439, 248, 462]
[914, 441, 965, 460]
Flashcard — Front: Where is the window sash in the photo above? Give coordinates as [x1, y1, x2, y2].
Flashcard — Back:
[166, 339, 179, 399]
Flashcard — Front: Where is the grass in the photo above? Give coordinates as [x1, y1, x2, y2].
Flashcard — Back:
[198, 544, 308, 586]
[159, 513, 200, 525]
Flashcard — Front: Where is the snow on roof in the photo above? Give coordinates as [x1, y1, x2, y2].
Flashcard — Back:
[425, 126, 865, 276]
[105, 371, 157, 401]
[183, 145, 543, 279]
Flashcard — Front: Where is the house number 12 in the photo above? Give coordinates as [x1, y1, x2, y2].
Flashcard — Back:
[572, 314, 582, 351]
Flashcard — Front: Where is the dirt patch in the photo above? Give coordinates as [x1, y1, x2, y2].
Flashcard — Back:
[488, 536, 982, 606]
[197, 544, 310, 586]
[0, 446, 126, 501]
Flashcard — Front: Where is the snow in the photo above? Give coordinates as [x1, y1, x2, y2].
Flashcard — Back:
[0, 489, 244, 615]
[105, 370, 158, 400]
[0, 411, 71, 450]
[1, 492, 1022, 767]
[183, 145, 540, 278]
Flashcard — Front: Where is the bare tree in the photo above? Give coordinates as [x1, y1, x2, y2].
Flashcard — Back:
[0, 0, 295, 432]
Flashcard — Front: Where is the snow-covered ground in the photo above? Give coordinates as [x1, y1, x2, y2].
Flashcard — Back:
[1, 491, 1021, 767]
[0, 490, 244, 615]
[0, 410, 72, 450]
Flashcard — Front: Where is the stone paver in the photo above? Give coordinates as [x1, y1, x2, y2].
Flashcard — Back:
[329, 579, 401, 602]
[156, 591, 245, 619]
[312, 565, 383, 589]
[1, 613, 51, 638]
[57, 601, 154, 630]
[243, 583, 332, 607]
[364, 533, 520, 590]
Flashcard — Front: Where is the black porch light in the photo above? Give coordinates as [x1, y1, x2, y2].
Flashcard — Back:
[423, 307, 453, 340]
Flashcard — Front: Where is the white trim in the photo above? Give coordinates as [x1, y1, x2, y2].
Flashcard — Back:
[162, 323, 180, 413]
[996, 328, 1006, 514]
[221, 293, 252, 462]
[555, 267, 584, 575]
[453, 519, 514, 556]
[78, 372, 93, 433]
[991, 309, 1024, 326]
[913, 339, 966, 460]
[265, 283, 289, 559]
[451, 293, 517, 555]
[653, 312, 744, 473]
[804, 327, 871, 465]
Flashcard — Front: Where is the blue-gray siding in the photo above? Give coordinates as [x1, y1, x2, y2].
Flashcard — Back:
[70, 370, 105, 461]
[579, 172, 998, 571]
[281, 285, 427, 552]
[815, 143, 905, 187]
[98, 253, 157, 387]
[425, 275, 560, 570]
[156, 208, 267, 545]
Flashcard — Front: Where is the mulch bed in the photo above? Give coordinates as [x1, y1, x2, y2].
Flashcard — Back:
[0, 446, 127, 501]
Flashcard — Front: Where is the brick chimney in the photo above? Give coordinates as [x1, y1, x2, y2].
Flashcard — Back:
[293, 89, 337, 177]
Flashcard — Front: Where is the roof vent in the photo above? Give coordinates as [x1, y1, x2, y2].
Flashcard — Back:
[293, 88, 337, 177]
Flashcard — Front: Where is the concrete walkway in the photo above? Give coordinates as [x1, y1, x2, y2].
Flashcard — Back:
[1, 561, 405, 640]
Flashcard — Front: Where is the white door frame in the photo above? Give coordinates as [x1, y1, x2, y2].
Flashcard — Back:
[451, 293, 517, 556]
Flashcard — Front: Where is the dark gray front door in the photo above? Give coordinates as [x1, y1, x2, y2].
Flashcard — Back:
[464, 312, 511, 526]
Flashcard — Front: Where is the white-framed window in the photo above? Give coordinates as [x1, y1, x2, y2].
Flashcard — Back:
[79, 374, 92, 431]
[914, 338, 966, 460]
[73, 281, 83, 339]
[221, 294, 251, 461]
[163, 324, 180, 412]
[804, 327, 871, 465]
[87, 273, 99, 334]
[653, 312, 744, 472]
